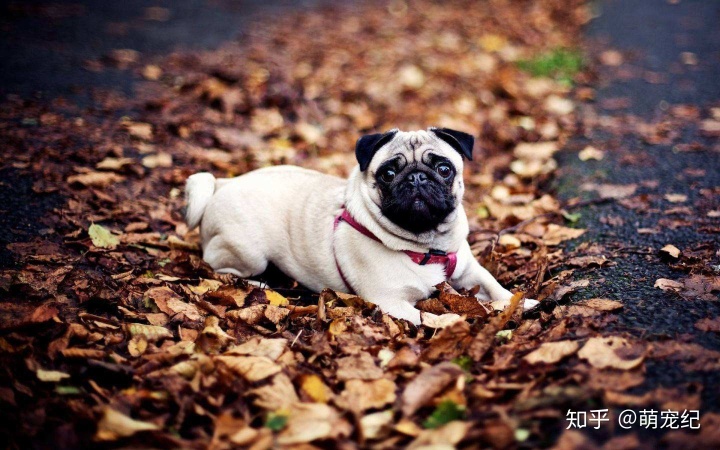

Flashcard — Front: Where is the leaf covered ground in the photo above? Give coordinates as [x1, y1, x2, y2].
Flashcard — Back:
[0, 0, 718, 448]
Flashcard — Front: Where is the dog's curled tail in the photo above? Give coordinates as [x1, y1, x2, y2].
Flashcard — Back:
[185, 172, 216, 229]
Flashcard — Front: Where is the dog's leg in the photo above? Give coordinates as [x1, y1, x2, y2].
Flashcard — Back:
[203, 237, 269, 280]
[451, 242, 539, 311]
[356, 286, 423, 326]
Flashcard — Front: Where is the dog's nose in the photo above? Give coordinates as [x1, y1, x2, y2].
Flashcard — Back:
[407, 171, 428, 186]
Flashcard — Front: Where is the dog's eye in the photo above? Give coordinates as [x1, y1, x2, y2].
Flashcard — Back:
[380, 168, 396, 183]
[436, 163, 452, 178]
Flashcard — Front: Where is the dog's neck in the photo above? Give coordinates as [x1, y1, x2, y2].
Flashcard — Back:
[343, 168, 468, 253]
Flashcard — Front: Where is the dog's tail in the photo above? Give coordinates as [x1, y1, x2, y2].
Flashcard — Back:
[185, 172, 216, 229]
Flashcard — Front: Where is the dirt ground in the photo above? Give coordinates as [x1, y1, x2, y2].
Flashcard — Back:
[0, 0, 718, 448]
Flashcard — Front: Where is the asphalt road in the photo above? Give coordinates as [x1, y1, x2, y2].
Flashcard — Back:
[0, 0, 320, 268]
[555, 0, 720, 412]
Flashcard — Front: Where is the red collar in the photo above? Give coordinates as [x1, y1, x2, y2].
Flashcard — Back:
[333, 209, 457, 293]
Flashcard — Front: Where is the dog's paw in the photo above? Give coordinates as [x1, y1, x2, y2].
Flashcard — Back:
[387, 305, 422, 326]
[491, 298, 540, 311]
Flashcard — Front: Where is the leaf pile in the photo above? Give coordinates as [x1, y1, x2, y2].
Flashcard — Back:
[0, 0, 718, 448]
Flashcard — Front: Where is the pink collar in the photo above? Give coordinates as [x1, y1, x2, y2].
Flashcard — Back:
[333, 209, 457, 294]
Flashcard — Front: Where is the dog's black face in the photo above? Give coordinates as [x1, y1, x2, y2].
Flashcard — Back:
[374, 153, 457, 234]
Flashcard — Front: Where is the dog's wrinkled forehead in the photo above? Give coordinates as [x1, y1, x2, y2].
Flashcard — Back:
[356, 127, 474, 172]
[376, 129, 463, 166]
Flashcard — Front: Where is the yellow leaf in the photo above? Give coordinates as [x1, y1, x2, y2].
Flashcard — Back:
[328, 319, 348, 336]
[89, 223, 120, 249]
[478, 34, 507, 52]
[266, 290, 289, 306]
[299, 373, 333, 403]
[124, 323, 172, 342]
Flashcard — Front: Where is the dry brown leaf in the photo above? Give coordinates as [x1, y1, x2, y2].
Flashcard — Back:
[523, 340, 580, 365]
[124, 323, 172, 342]
[401, 362, 464, 417]
[141, 153, 172, 168]
[336, 378, 397, 412]
[664, 193, 688, 203]
[581, 183, 637, 199]
[421, 312, 465, 329]
[577, 298, 624, 311]
[95, 407, 159, 441]
[359, 410, 394, 440]
[695, 317, 720, 332]
[124, 122, 153, 140]
[578, 336, 645, 370]
[277, 403, 351, 445]
[215, 355, 281, 382]
[543, 224, 587, 246]
[407, 421, 471, 449]
[250, 373, 299, 410]
[226, 337, 287, 361]
[336, 352, 383, 381]
[654, 278, 683, 291]
[660, 244, 681, 258]
[67, 171, 125, 187]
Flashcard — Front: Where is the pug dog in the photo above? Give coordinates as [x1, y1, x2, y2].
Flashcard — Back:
[185, 128, 538, 325]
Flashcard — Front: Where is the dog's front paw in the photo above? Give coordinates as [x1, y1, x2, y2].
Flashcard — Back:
[385, 303, 422, 326]
[491, 298, 540, 311]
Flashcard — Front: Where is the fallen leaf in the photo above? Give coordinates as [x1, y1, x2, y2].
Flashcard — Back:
[336, 352, 383, 381]
[578, 145, 605, 161]
[402, 362, 464, 417]
[88, 224, 120, 249]
[543, 224, 586, 246]
[277, 403, 351, 445]
[125, 122, 153, 140]
[660, 244, 681, 258]
[250, 373, 299, 410]
[599, 49, 623, 66]
[695, 317, 720, 332]
[407, 421, 471, 449]
[95, 407, 159, 441]
[299, 373, 334, 403]
[577, 298, 624, 311]
[336, 378, 397, 412]
[359, 410, 394, 440]
[226, 337, 287, 361]
[654, 278, 683, 291]
[421, 312, 465, 329]
[216, 355, 281, 382]
[141, 153, 172, 168]
[266, 290, 290, 306]
[523, 340, 579, 365]
[125, 323, 172, 342]
[664, 193, 688, 203]
[581, 183, 637, 199]
[578, 336, 645, 370]
[36, 369, 71, 382]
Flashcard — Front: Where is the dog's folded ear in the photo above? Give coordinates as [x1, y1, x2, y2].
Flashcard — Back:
[430, 127, 474, 161]
[355, 129, 399, 171]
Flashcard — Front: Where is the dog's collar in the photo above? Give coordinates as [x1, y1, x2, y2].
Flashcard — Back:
[332, 208, 457, 294]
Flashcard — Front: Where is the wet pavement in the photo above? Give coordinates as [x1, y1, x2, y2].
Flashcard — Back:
[555, 0, 720, 410]
[0, 0, 316, 99]
[0, 0, 319, 268]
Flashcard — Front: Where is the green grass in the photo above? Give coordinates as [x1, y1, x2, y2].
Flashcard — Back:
[517, 48, 584, 85]
[423, 400, 466, 429]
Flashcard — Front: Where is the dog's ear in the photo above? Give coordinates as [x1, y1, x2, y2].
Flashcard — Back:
[355, 129, 398, 171]
[431, 127, 474, 161]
